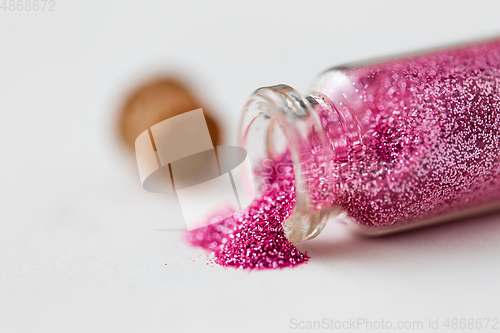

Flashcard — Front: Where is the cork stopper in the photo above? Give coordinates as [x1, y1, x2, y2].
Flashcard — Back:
[118, 78, 220, 150]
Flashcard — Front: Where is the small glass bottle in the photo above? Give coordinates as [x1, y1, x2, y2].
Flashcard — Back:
[239, 38, 500, 243]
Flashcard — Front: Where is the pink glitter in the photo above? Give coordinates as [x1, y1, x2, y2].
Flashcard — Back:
[311, 39, 500, 227]
[186, 155, 309, 269]
[187, 39, 500, 269]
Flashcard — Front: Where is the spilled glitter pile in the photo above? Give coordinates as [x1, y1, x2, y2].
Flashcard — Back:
[185, 155, 309, 269]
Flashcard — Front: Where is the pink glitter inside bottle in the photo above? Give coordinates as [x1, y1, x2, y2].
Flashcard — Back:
[240, 38, 500, 242]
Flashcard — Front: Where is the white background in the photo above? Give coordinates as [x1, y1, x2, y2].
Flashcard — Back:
[1, 1, 500, 332]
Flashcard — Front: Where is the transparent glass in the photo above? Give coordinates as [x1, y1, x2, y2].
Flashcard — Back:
[239, 38, 500, 243]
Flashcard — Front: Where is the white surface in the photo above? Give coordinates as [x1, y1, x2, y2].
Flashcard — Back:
[1, 1, 500, 332]
[177, 172, 237, 230]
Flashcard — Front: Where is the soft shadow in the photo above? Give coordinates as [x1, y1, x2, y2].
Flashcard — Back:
[296, 210, 500, 264]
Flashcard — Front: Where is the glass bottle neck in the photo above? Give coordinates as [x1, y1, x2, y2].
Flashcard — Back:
[239, 84, 348, 242]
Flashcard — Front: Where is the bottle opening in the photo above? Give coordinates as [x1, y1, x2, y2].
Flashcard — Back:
[239, 85, 338, 242]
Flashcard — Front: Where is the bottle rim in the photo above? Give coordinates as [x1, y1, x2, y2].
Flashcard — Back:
[238, 84, 336, 242]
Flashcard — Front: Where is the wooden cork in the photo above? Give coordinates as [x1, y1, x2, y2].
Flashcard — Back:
[118, 78, 220, 151]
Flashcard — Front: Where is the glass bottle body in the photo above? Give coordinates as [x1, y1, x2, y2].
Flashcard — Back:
[240, 38, 500, 242]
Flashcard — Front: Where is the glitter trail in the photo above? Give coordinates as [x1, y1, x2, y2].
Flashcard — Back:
[185, 155, 309, 269]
